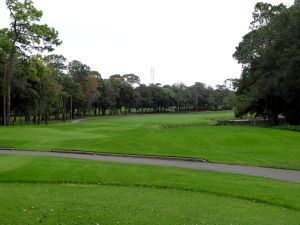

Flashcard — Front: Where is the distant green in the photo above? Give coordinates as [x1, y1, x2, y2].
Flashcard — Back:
[0, 111, 300, 169]
[0, 155, 300, 225]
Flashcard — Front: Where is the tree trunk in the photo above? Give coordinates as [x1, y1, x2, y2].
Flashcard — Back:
[3, 49, 15, 126]
[38, 113, 40, 125]
[12, 113, 16, 125]
[70, 96, 73, 119]
[2, 63, 6, 125]
[62, 96, 65, 122]
[45, 113, 48, 125]
[33, 115, 37, 124]
[102, 108, 106, 116]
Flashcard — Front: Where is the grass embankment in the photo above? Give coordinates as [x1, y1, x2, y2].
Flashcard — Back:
[274, 125, 300, 132]
[0, 111, 300, 169]
[0, 155, 300, 224]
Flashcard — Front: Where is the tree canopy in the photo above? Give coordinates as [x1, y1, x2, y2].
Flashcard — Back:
[233, 1, 300, 124]
[2, 0, 61, 125]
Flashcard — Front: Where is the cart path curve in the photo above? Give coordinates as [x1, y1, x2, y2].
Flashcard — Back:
[0, 149, 299, 183]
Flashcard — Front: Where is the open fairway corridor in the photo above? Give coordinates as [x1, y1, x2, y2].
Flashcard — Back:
[1, 112, 300, 224]
[1, 111, 300, 170]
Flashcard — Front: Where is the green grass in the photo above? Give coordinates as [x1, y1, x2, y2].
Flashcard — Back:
[274, 125, 300, 132]
[1, 111, 299, 224]
[1, 155, 300, 224]
[0, 111, 300, 169]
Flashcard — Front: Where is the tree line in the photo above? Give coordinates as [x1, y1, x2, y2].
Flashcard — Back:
[234, 0, 300, 125]
[0, 55, 235, 125]
[0, 0, 234, 126]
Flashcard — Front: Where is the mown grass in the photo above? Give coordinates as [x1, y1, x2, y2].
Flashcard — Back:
[0, 155, 300, 225]
[0, 111, 300, 169]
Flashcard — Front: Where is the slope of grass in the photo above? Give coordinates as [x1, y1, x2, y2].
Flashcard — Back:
[1, 155, 300, 210]
[0, 111, 300, 169]
[2, 183, 300, 225]
[0, 155, 300, 225]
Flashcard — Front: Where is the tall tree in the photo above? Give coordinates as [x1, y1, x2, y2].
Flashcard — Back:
[3, 0, 61, 125]
[233, 2, 300, 124]
[44, 54, 67, 76]
[68, 60, 91, 78]
[123, 74, 140, 86]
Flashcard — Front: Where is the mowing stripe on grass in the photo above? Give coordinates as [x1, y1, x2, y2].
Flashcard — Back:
[1, 149, 300, 183]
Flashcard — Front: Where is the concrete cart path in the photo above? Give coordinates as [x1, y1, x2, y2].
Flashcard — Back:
[0, 149, 299, 183]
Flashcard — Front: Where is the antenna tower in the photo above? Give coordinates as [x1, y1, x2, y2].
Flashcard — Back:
[151, 66, 155, 84]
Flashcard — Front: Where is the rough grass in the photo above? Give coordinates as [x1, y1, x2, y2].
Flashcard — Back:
[0, 111, 300, 169]
[0, 155, 300, 225]
[274, 125, 300, 132]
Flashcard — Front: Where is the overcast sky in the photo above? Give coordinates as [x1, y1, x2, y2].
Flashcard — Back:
[0, 0, 295, 86]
